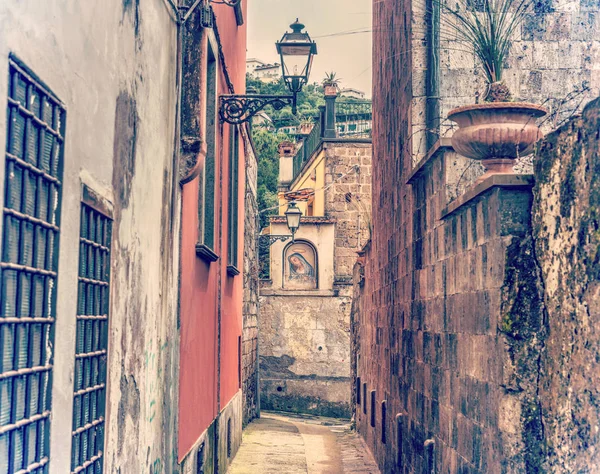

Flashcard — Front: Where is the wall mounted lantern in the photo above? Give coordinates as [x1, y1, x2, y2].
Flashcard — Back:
[220, 20, 317, 124]
[259, 201, 303, 246]
[284, 201, 302, 241]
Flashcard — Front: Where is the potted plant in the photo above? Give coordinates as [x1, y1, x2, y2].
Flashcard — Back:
[322, 72, 341, 97]
[298, 116, 315, 135]
[443, 0, 547, 179]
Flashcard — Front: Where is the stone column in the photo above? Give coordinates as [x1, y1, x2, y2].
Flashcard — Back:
[323, 91, 337, 139]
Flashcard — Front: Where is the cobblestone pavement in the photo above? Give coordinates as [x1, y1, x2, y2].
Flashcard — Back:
[228, 412, 380, 474]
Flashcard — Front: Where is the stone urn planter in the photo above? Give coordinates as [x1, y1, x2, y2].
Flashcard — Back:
[323, 84, 338, 97]
[448, 102, 547, 180]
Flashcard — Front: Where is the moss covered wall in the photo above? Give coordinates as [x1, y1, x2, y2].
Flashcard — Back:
[532, 97, 600, 472]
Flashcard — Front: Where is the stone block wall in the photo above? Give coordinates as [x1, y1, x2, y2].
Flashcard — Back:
[410, 0, 600, 162]
[355, 148, 547, 472]
[323, 141, 373, 280]
[362, 19, 600, 468]
[532, 97, 600, 471]
[242, 129, 259, 427]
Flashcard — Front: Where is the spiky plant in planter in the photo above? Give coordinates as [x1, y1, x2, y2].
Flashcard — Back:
[442, 0, 548, 181]
[322, 72, 341, 96]
[298, 116, 315, 135]
[440, 0, 532, 102]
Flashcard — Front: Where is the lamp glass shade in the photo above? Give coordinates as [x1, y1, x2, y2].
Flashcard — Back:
[276, 20, 317, 94]
[285, 201, 302, 234]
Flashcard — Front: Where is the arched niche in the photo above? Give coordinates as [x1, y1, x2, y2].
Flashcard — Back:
[283, 240, 318, 290]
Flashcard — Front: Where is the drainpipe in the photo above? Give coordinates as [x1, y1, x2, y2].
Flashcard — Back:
[426, 0, 441, 150]
[255, 209, 261, 420]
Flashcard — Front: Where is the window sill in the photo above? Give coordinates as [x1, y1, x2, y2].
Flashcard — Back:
[196, 243, 219, 263]
[227, 265, 240, 276]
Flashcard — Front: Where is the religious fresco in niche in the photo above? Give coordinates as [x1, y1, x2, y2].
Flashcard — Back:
[284, 242, 317, 289]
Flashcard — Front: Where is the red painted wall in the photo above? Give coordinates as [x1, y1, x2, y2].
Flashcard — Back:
[214, 0, 247, 411]
[178, 1, 247, 460]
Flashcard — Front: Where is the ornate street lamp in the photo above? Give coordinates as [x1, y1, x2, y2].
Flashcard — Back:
[259, 201, 303, 246]
[220, 20, 317, 124]
[277, 20, 317, 98]
[284, 201, 302, 241]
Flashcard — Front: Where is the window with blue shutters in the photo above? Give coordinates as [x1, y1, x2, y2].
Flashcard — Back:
[70, 199, 111, 473]
[0, 56, 65, 474]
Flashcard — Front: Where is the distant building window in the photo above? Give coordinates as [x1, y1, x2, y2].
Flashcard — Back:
[306, 199, 314, 217]
[283, 241, 317, 290]
[0, 56, 65, 473]
[227, 126, 240, 275]
[197, 42, 218, 262]
[71, 200, 112, 473]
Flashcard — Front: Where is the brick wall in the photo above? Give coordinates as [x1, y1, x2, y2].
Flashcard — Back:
[355, 0, 556, 470]
[242, 131, 259, 427]
[360, 12, 600, 467]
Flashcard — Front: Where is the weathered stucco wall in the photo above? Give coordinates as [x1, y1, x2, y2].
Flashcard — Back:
[259, 290, 353, 418]
[533, 97, 600, 472]
[0, 1, 181, 472]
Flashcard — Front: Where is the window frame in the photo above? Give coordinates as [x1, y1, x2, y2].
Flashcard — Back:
[226, 125, 240, 276]
[196, 40, 219, 263]
[70, 185, 113, 473]
[0, 55, 66, 473]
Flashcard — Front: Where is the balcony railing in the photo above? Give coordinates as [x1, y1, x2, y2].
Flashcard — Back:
[293, 115, 322, 177]
[336, 101, 372, 138]
[291, 99, 372, 183]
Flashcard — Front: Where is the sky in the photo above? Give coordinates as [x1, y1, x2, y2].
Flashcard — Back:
[247, 0, 373, 97]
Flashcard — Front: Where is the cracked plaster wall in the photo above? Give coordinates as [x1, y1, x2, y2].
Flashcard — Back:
[0, 1, 181, 472]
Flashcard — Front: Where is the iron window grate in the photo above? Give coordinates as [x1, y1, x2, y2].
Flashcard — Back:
[0, 57, 65, 474]
[70, 203, 111, 473]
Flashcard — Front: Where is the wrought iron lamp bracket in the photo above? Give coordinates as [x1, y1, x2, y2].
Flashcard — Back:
[219, 94, 296, 124]
[258, 234, 294, 246]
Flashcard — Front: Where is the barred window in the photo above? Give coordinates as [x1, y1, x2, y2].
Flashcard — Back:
[70, 200, 111, 473]
[0, 57, 65, 474]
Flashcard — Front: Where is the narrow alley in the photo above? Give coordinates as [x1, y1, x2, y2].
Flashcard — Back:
[1, 0, 600, 473]
[229, 413, 380, 474]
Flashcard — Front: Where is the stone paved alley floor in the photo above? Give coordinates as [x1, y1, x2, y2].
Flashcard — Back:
[228, 412, 380, 474]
